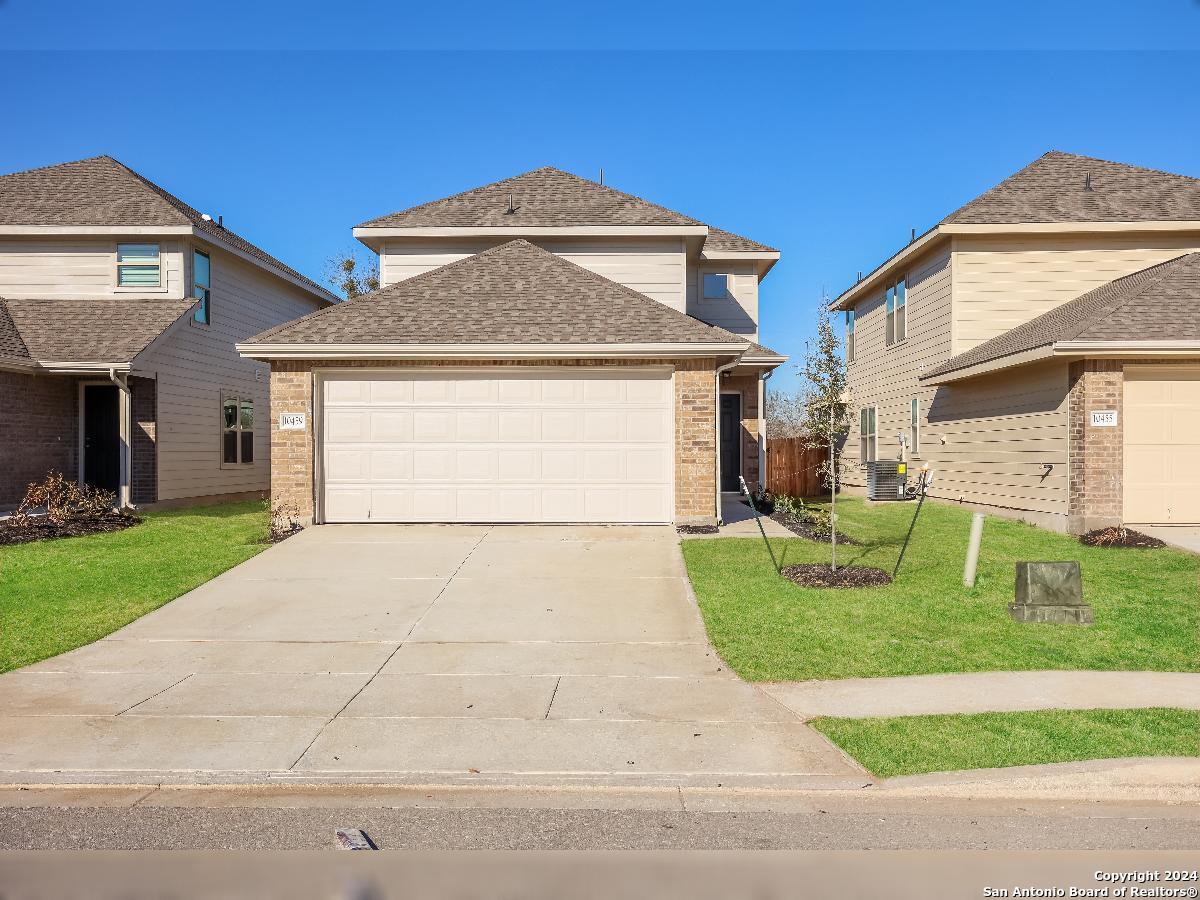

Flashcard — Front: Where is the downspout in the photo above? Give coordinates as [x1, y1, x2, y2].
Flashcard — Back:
[759, 368, 774, 491]
[108, 367, 132, 510]
[713, 354, 742, 525]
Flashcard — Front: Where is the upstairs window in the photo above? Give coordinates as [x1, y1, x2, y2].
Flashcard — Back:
[116, 243, 161, 287]
[846, 309, 856, 363]
[193, 250, 211, 324]
[702, 273, 729, 299]
[859, 406, 877, 463]
[885, 277, 907, 345]
[222, 395, 254, 466]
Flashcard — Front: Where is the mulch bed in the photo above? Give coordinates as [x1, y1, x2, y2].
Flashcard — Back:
[0, 512, 141, 546]
[676, 524, 719, 535]
[1079, 527, 1166, 549]
[769, 511, 861, 545]
[265, 524, 305, 544]
[781, 563, 892, 589]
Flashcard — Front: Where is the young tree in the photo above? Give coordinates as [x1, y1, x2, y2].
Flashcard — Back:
[798, 306, 853, 569]
[324, 249, 380, 299]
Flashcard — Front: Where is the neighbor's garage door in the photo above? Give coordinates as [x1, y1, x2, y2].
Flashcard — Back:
[320, 370, 674, 523]
[1123, 366, 1200, 524]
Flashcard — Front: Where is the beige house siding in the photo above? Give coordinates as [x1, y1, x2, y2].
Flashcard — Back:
[952, 232, 1200, 354]
[378, 238, 687, 312]
[268, 357, 720, 526]
[136, 246, 323, 502]
[0, 238, 185, 300]
[687, 262, 758, 338]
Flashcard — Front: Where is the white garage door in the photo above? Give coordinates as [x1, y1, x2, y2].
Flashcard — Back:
[1123, 366, 1200, 525]
[320, 369, 674, 524]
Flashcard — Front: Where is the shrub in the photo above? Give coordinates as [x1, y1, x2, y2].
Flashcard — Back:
[10, 472, 116, 527]
[266, 497, 303, 542]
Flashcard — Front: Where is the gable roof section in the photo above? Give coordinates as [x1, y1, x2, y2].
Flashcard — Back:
[922, 253, 1200, 381]
[356, 167, 776, 253]
[0, 156, 332, 300]
[245, 239, 748, 351]
[2, 295, 195, 365]
[943, 151, 1200, 225]
[0, 299, 33, 367]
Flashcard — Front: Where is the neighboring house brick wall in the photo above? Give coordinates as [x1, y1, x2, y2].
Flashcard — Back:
[269, 358, 720, 525]
[0, 370, 76, 506]
[1067, 359, 1123, 533]
[130, 375, 157, 505]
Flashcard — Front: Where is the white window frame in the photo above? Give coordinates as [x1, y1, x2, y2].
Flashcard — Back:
[910, 397, 920, 457]
[220, 393, 255, 468]
[115, 243, 163, 291]
[885, 276, 907, 347]
[846, 308, 855, 363]
[192, 249, 211, 326]
[859, 406, 877, 464]
[702, 273, 730, 300]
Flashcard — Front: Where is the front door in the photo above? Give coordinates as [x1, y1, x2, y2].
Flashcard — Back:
[83, 385, 120, 495]
[720, 393, 742, 492]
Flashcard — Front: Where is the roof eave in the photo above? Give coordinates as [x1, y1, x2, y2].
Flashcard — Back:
[0, 225, 193, 236]
[1053, 339, 1200, 356]
[919, 345, 1056, 384]
[832, 227, 948, 311]
[237, 341, 748, 362]
[190, 227, 338, 305]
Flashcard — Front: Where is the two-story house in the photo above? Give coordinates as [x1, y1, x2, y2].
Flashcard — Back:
[834, 151, 1200, 533]
[0, 156, 336, 509]
[239, 167, 784, 525]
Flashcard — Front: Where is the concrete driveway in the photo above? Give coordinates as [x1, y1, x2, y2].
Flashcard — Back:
[0, 525, 863, 787]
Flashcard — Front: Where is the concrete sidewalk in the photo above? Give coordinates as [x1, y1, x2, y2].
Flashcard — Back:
[762, 670, 1200, 719]
[0, 523, 864, 788]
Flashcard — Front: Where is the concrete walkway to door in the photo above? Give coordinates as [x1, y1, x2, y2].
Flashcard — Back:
[0, 525, 864, 788]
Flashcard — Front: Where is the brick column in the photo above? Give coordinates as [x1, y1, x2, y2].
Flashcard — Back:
[129, 376, 157, 505]
[1067, 360, 1123, 533]
[674, 359, 718, 525]
[270, 362, 315, 522]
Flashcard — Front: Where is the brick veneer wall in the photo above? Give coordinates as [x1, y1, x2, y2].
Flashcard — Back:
[130, 376, 157, 505]
[269, 358, 720, 525]
[0, 370, 76, 507]
[720, 373, 762, 488]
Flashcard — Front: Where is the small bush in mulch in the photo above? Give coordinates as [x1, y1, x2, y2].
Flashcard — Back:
[769, 510, 861, 545]
[265, 498, 305, 544]
[0, 472, 139, 546]
[1080, 527, 1166, 549]
[781, 563, 892, 589]
[676, 524, 719, 535]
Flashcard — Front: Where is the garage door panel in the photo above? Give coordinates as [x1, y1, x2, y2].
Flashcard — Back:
[1124, 366, 1200, 524]
[321, 371, 674, 524]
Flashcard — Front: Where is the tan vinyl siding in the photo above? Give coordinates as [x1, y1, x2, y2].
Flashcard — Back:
[687, 262, 758, 339]
[135, 247, 322, 501]
[0, 238, 185, 299]
[379, 238, 687, 311]
[952, 232, 1200, 354]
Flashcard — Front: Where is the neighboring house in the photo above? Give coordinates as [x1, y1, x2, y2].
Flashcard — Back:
[833, 151, 1200, 532]
[239, 167, 785, 525]
[0, 156, 337, 509]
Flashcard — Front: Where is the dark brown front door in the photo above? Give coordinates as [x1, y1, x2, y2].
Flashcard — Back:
[83, 385, 120, 495]
[720, 393, 741, 492]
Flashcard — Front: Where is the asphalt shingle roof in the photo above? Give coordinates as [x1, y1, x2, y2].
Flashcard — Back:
[0, 299, 32, 366]
[248, 239, 748, 348]
[923, 253, 1200, 379]
[0, 156, 329, 298]
[942, 151, 1200, 225]
[357, 167, 776, 253]
[2, 295, 195, 363]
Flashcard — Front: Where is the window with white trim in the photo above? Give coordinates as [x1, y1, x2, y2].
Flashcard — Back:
[193, 250, 211, 324]
[222, 395, 254, 465]
[702, 273, 729, 299]
[859, 406, 877, 463]
[910, 397, 920, 457]
[846, 309, 855, 362]
[116, 243, 161, 287]
[885, 276, 906, 345]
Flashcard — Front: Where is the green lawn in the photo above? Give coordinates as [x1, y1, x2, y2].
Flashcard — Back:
[811, 708, 1200, 778]
[0, 501, 268, 673]
[682, 497, 1200, 681]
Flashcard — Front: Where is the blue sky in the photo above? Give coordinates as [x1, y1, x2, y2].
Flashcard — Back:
[2, 2, 1199, 390]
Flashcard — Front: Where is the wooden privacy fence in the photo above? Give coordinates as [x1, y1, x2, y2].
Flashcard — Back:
[766, 438, 828, 498]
